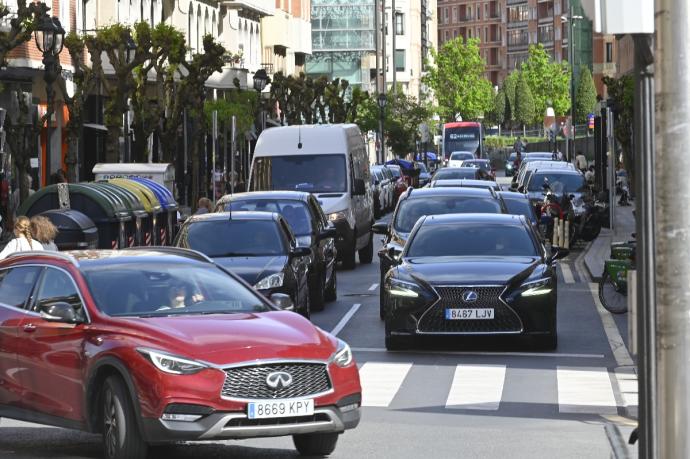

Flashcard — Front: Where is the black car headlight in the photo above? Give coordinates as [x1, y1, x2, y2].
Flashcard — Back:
[386, 278, 426, 298]
[520, 278, 553, 297]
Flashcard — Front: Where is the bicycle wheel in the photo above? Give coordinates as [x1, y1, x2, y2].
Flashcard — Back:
[598, 271, 628, 314]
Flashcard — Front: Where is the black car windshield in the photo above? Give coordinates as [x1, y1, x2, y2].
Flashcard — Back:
[181, 220, 286, 257]
[503, 199, 538, 224]
[83, 263, 269, 317]
[433, 168, 478, 180]
[407, 224, 537, 258]
[528, 173, 586, 193]
[461, 160, 490, 170]
[250, 154, 347, 193]
[225, 200, 312, 236]
[394, 197, 502, 233]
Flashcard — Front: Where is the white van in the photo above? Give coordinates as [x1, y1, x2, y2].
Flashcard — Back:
[249, 124, 374, 269]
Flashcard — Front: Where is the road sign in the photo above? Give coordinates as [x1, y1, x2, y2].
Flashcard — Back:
[588, 113, 595, 130]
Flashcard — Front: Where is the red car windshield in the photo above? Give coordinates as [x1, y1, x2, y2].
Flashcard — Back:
[83, 263, 270, 317]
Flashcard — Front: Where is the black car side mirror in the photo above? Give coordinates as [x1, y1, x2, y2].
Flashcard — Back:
[352, 178, 366, 196]
[517, 185, 525, 193]
[41, 302, 79, 323]
[371, 221, 389, 235]
[388, 247, 403, 264]
[270, 293, 294, 311]
[317, 227, 337, 241]
[290, 246, 312, 259]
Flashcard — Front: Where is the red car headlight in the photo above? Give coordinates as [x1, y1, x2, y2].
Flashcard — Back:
[331, 339, 353, 367]
[138, 348, 209, 375]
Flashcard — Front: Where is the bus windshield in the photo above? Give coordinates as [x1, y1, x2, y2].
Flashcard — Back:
[444, 125, 481, 158]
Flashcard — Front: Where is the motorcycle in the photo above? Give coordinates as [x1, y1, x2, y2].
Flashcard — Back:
[538, 183, 575, 244]
[575, 197, 607, 242]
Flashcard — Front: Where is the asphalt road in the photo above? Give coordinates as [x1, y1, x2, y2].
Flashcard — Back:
[0, 176, 637, 458]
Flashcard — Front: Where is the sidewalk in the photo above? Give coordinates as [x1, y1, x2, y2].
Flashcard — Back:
[584, 202, 636, 280]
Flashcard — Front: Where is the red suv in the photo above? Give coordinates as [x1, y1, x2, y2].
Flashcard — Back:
[0, 248, 361, 458]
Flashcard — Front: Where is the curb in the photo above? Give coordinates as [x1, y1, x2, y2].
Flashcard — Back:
[606, 423, 634, 459]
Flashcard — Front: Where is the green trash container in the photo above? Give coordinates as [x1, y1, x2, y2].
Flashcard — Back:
[17, 183, 131, 249]
[90, 182, 149, 247]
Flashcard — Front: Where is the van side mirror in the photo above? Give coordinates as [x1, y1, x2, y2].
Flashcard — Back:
[353, 178, 366, 196]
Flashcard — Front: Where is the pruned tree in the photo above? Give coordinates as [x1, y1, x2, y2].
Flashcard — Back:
[520, 44, 570, 123]
[575, 65, 598, 124]
[514, 71, 535, 129]
[603, 74, 635, 193]
[0, 0, 49, 68]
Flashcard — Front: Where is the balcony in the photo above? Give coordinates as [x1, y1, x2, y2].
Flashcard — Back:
[507, 20, 529, 28]
[507, 0, 527, 4]
[220, 0, 274, 17]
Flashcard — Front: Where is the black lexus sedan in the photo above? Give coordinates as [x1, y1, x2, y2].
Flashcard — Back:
[372, 187, 507, 319]
[382, 213, 568, 350]
[174, 211, 312, 317]
[214, 191, 337, 310]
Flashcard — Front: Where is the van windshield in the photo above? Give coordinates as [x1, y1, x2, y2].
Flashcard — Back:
[251, 155, 347, 193]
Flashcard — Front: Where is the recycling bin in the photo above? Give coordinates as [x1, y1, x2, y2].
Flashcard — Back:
[38, 209, 99, 250]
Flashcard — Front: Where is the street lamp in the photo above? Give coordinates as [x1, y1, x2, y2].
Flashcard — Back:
[561, 8, 583, 162]
[123, 35, 136, 162]
[34, 15, 65, 183]
[377, 93, 387, 164]
[253, 69, 270, 134]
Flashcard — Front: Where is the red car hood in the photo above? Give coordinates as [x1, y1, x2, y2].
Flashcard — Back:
[116, 311, 337, 365]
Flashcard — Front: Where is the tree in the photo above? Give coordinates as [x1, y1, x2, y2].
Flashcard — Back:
[382, 90, 431, 157]
[514, 72, 535, 128]
[490, 86, 506, 127]
[0, 1, 49, 68]
[603, 75, 635, 193]
[520, 44, 570, 122]
[575, 65, 597, 123]
[424, 37, 493, 121]
[501, 71, 519, 127]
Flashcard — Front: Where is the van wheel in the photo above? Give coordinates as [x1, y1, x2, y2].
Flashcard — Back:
[359, 233, 374, 264]
[101, 376, 147, 459]
[310, 272, 326, 312]
[325, 269, 337, 302]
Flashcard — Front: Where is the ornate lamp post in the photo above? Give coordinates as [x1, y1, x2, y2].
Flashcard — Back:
[253, 69, 270, 134]
[34, 15, 65, 182]
[377, 93, 387, 164]
[123, 35, 136, 162]
[561, 8, 583, 162]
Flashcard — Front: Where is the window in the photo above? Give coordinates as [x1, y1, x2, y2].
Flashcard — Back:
[60, 0, 71, 33]
[484, 27, 488, 42]
[507, 29, 529, 46]
[395, 12, 404, 35]
[444, 8, 449, 23]
[0, 267, 42, 309]
[452, 7, 457, 23]
[538, 24, 554, 43]
[508, 5, 530, 22]
[468, 28, 472, 38]
[476, 3, 481, 19]
[33, 268, 85, 320]
[606, 42, 613, 63]
[395, 49, 405, 71]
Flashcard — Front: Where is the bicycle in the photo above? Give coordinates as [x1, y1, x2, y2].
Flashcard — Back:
[598, 240, 636, 314]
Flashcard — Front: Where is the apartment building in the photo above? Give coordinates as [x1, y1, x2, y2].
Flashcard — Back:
[437, 0, 592, 87]
[261, 0, 312, 77]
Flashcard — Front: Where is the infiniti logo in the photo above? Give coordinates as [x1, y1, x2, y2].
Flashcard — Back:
[462, 290, 478, 303]
[266, 371, 293, 389]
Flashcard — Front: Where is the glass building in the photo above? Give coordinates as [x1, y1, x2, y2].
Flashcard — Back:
[306, 0, 376, 87]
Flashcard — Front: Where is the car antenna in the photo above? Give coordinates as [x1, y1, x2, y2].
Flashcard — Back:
[297, 125, 303, 149]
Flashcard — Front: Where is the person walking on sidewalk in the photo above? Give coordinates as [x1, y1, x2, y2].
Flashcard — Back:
[0, 216, 43, 260]
[575, 151, 588, 173]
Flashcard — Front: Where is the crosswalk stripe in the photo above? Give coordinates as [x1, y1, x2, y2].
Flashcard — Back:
[359, 362, 412, 407]
[561, 263, 576, 284]
[557, 366, 618, 414]
[445, 364, 506, 410]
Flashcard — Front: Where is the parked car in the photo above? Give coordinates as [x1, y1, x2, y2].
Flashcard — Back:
[446, 151, 475, 168]
[0, 249, 361, 459]
[498, 190, 541, 237]
[175, 211, 313, 317]
[370, 166, 393, 216]
[386, 164, 409, 202]
[382, 213, 567, 350]
[459, 158, 496, 180]
[379, 166, 397, 210]
[249, 124, 374, 270]
[214, 191, 338, 310]
[372, 187, 507, 319]
[415, 162, 432, 187]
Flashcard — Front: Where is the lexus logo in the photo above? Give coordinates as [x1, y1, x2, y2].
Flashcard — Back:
[266, 371, 293, 389]
[462, 290, 478, 303]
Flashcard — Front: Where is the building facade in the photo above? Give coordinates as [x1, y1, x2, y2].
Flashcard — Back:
[261, 0, 312, 77]
[437, 0, 592, 87]
[592, 32, 616, 97]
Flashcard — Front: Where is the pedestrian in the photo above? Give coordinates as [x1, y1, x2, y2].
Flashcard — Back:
[50, 169, 68, 184]
[575, 151, 588, 173]
[0, 216, 43, 260]
[585, 165, 595, 184]
[513, 150, 522, 170]
[31, 215, 59, 251]
[513, 136, 526, 153]
[194, 197, 212, 215]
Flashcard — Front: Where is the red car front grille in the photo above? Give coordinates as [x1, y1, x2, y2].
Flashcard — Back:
[221, 363, 332, 400]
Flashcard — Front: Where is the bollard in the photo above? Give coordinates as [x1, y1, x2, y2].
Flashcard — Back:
[564, 220, 570, 250]
[552, 218, 560, 247]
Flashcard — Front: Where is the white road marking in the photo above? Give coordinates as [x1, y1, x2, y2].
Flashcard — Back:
[330, 303, 361, 337]
[359, 362, 412, 407]
[557, 366, 618, 414]
[560, 263, 576, 284]
[368, 283, 379, 291]
[446, 364, 506, 410]
[351, 347, 605, 359]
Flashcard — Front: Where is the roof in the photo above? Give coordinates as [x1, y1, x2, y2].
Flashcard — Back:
[186, 211, 280, 223]
[423, 213, 525, 226]
[443, 122, 481, 128]
[254, 124, 360, 156]
[403, 186, 494, 199]
[498, 191, 530, 200]
[525, 161, 575, 170]
[436, 167, 478, 172]
[216, 191, 311, 208]
[531, 168, 583, 176]
[525, 152, 555, 157]
[69, 249, 212, 267]
[430, 179, 498, 189]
